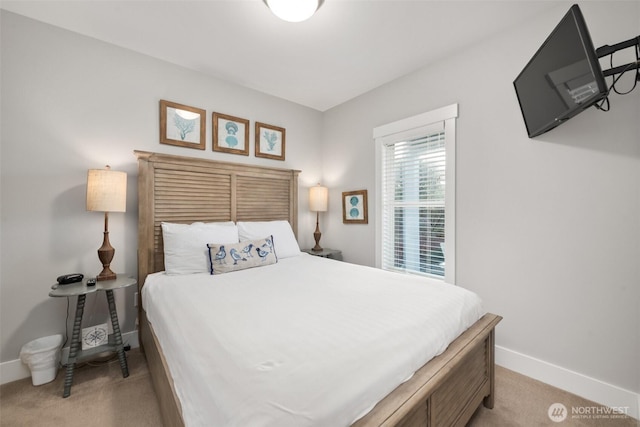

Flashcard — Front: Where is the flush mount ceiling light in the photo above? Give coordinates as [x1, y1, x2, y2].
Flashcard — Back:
[263, 0, 324, 23]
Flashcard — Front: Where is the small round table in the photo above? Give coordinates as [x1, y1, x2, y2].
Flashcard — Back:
[49, 274, 136, 398]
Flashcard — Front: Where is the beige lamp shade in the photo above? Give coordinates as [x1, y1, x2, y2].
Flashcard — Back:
[309, 185, 328, 212]
[86, 168, 127, 212]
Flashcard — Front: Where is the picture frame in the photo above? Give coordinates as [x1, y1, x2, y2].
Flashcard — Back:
[342, 190, 368, 224]
[255, 122, 285, 161]
[159, 100, 206, 150]
[213, 112, 250, 156]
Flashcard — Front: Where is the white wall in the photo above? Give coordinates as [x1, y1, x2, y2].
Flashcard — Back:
[0, 11, 323, 369]
[322, 0, 639, 411]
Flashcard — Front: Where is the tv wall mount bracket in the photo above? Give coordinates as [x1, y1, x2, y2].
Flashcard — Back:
[596, 35, 640, 77]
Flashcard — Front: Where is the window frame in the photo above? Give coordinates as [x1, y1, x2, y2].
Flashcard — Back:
[374, 104, 458, 284]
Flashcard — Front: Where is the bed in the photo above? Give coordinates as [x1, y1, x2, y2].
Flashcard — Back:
[135, 150, 502, 427]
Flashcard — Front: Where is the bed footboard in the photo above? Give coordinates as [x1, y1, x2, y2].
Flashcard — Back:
[353, 313, 501, 427]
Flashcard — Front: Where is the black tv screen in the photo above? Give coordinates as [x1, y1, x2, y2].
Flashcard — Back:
[514, 4, 607, 138]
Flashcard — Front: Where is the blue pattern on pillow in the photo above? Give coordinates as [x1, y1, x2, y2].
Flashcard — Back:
[207, 236, 277, 275]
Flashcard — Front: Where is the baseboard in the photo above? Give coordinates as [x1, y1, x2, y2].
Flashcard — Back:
[0, 330, 139, 385]
[496, 345, 639, 420]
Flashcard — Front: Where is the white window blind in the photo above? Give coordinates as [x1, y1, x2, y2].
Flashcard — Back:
[374, 103, 457, 283]
[381, 131, 446, 277]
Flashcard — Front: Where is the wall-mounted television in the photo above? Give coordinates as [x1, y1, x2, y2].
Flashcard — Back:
[514, 4, 607, 138]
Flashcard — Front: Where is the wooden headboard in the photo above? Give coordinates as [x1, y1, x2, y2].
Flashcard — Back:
[135, 150, 300, 290]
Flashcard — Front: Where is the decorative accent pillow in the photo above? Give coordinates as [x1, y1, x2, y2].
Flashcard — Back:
[237, 220, 301, 259]
[207, 236, 277, 275]
[162, 221, 238, 275]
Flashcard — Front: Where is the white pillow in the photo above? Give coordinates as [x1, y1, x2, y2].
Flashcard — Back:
[162, 222, 238, 275]
[237, 220, 301, 258]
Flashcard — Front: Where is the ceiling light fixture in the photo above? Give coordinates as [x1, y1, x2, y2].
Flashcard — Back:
[263, 0, 324, 23]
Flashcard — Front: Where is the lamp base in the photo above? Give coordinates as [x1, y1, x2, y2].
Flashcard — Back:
[312, 230, 322, 252]
[312, 212, 323, 252]
[97, 228, 117, 282]
[96, 268, 117, 282]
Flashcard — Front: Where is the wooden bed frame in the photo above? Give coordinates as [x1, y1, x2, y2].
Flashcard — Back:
[135, 150, 502, 427]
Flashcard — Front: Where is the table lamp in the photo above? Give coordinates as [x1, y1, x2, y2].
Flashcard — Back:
[309, 184, 328, 252]
[86, 166, 127, 281]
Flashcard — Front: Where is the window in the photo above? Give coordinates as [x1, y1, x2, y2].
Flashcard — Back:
[374, 104, 457, 283]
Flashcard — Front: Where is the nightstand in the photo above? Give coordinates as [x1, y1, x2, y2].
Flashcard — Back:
[49, 274, 136, 397]
[302, 248, 342, 260]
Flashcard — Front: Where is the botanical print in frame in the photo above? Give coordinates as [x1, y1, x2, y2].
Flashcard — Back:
[255, 122, 285, 161]
[213, 113, 250, 156]
[159, 100, 206, 150]
[342, 190, 368, 224]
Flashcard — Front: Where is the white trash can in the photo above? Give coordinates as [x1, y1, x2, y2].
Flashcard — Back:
[19, 334, 63, 386]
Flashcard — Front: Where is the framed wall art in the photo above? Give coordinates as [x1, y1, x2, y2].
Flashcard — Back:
[342, 190, 368, 224]
[159, 100, 206, 150]
[255, 122, 285, 161]
[213, 112, 250, 156]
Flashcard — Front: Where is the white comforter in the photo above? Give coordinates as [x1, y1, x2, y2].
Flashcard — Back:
[142, 253, 484, 427]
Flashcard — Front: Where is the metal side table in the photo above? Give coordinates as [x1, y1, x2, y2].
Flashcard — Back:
[49, 274, 136, 397]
